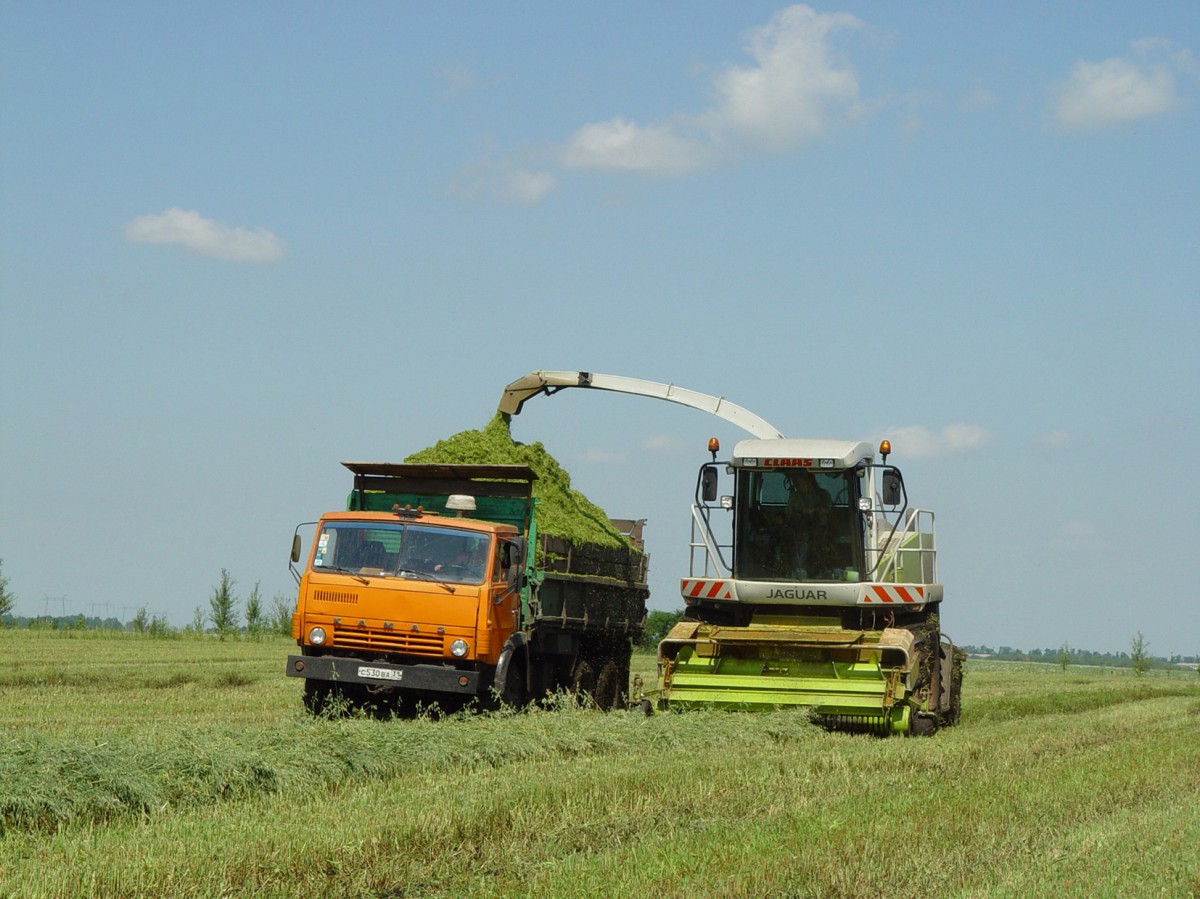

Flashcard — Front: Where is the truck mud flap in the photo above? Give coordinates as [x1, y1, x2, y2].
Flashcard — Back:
[286, 655, 480, 695]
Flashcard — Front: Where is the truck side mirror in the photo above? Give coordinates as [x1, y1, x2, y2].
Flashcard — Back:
[882, 470, 903, 506]
[701, 465, 719, 503]
[504, 539, 526, 586]
[290, 534, 302, 564]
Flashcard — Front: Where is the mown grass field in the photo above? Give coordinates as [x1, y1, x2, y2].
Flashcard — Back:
[1, 629, 1197, 899]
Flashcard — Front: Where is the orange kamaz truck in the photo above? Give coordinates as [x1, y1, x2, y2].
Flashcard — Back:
[286, 463, 648, 715]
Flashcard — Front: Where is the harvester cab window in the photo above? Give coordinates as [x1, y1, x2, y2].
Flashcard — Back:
[734, 469, 863, 582]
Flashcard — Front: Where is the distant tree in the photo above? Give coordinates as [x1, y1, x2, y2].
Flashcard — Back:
[190, 606, 206, 635]
[642, 609, 686, 650]
[1058, 642, 1071, 671]
[208, 569, 240, 640]
[1130, 631, 1150, 676]
[148, 613, 174, 638]
[270, 592, 296, 637]
[132, 606, 149, 634]
[244, 582, 264, 639]
[0, 559, 15, 623]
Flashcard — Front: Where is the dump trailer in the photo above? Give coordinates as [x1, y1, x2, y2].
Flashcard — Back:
[286, 463, 648, 714]
[501, 371, 962, 735]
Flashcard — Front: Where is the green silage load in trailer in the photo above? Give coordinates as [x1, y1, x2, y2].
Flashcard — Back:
[404, 414, 630, 550]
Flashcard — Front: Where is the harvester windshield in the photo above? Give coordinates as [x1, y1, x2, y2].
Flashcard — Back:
[733, 469, 863, 582]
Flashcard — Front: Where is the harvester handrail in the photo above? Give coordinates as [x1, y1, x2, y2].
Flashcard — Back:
[867, 507, 937, 584]
[688, 503, 732, 578]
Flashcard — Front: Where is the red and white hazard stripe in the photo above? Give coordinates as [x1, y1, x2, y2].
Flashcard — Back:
[863, 585, 927, 604]
[681, 578, 734, 601]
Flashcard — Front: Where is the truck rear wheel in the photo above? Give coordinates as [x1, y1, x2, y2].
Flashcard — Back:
[572, 659, 596, 706]
[593, 660, 620, 711]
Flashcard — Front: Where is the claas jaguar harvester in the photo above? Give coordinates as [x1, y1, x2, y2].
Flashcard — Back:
[286, 463, 648, 714]
[501, 371, 963, 735]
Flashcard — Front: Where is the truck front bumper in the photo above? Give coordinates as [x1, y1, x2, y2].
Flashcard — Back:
[286, 654, 482, 695]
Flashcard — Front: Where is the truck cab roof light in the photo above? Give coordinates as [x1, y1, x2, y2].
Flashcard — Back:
[446, 494, 477, 516]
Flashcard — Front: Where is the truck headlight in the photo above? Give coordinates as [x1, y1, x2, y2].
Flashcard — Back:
[450, 639, 469, 658]
[309, 626, 327, 646]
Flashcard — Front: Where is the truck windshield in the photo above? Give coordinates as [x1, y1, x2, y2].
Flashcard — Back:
[733, 469, 863, 582]
[313, 521, 491, 585]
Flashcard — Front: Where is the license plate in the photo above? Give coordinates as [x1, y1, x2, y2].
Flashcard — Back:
[357, 666, 403, 682]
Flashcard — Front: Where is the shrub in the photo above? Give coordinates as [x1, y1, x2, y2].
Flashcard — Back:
[208, 569, 240, 641]
[1130, 631, 1150, 676]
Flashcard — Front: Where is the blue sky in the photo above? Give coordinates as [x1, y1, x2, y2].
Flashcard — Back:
[2, 3, 1197, 656]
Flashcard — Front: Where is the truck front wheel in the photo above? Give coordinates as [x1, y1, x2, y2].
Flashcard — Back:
[302, 679, 335, 716]
[302, 679, 358, 717]
[498, 655, 527, 708]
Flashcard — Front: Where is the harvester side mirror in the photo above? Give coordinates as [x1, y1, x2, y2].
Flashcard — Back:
[290, 534, 302, 564]
[701, 465, 719, 503]
[882, 470, 903, 506]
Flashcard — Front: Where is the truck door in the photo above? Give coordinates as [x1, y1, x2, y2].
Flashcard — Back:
[483, 539, 520, 661]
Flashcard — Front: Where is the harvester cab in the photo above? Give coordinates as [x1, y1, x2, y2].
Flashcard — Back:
[499, 371, 963, 735]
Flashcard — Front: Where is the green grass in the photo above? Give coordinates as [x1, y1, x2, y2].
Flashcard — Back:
[1, 631, 1197, 898]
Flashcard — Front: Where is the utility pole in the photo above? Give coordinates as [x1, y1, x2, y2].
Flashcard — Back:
[41, 595, 67, 617]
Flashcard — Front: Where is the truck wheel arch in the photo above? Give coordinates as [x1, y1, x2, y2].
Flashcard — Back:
[495, 633, 530, 707]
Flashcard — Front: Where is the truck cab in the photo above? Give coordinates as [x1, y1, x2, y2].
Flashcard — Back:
[287, 464, 533, 713]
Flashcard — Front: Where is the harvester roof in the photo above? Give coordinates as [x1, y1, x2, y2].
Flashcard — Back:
[731, 439, 874, 470]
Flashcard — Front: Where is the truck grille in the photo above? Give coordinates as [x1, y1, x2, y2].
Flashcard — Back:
[333, 625, 444, 657]
[313, 589, 359, 605]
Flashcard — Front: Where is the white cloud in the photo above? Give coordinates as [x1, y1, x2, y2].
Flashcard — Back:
[961, 86, 998, 113]
[640, 434, 688, 454]
[560, 4, 862, 176]
[1053, 519, 1107, 551]
[582, 448, 627, 464]
[562, 118, 712, 175]
[124, 208, 285, 263]
[1050, 42, 1186, 131]
[447, 162, 557, 205]
[1036, 429, 1075, 449]
[705, 5, 862, 153]
[1058, 520, 1098, 539]
[495, 169, 557, 205]
[455, 5, 865, 200]
[883, 424, 992, 459]
[439, 66, 477, 101]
